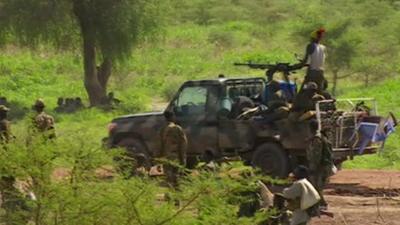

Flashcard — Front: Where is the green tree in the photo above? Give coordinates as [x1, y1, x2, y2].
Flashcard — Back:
[325, 20, 359, 95]
[0, 0, 161, 106]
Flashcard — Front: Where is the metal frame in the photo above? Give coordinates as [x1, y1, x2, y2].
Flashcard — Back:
[315, 98, 381, 154]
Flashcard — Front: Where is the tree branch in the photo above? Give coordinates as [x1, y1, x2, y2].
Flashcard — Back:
[337, 72, 356, 79]
[155, 190, 205, 225]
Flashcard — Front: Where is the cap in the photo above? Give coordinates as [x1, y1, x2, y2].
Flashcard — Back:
[311, 28, 326, 39]
[0, 105, 9, 112]
[34, 99, 45, 108]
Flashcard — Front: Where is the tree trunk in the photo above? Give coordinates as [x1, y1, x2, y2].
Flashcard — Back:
[331, 70, 339, 96]
[82, 35, 106, 106]
[73, 0, 111, 106]
[98, 58, 112, 90]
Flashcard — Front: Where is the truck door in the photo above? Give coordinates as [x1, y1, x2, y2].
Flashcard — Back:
[172, 84, 220, 156]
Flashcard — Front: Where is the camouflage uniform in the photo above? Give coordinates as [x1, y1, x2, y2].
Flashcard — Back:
[160, 121, 188, 187]
[0, 177, 30, 225]
[31, 99, 56, 139]
[306, 135, 333, 206]
[0, 106, 11, 144]
[290, 82, 325, 122]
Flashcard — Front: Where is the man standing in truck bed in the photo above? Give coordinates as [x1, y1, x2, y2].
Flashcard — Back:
[296, 28, 327, 91]
[160, 111, 188, 188]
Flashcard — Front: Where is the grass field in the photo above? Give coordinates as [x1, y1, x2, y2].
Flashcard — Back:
[0, 0, 399, 171]
[1, 1, 400, 224]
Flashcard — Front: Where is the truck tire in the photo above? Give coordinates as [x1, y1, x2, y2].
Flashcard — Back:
[251, 143, 289, 178]
[117, 138, 151, 169]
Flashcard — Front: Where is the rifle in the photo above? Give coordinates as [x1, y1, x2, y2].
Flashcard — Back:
[234, 62, 299, 81]
[234, 62, 300, 100]
[320, 210, 334, 218]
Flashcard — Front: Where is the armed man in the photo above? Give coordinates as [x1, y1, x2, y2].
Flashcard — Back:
[296, 28, 327, 91]
[278, 166, 321, 225]
[290, 82, 325, 121]
[307, 121, 335, 208]
[160, 111, 188, 188]
[0, 105, 12, 144]
[254, 80, 291, 123]
[31, 99, 56, 140]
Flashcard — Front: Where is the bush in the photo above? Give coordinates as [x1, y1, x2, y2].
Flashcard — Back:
[0, 125, 278, 225]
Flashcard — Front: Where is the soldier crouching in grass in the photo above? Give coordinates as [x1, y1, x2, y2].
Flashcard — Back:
[159, 111, 188, 188]
[275, 166, 321, 225]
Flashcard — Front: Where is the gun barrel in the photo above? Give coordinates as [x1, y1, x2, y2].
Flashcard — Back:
[234, 62, 273, 70]
[233, 63, 251, 66]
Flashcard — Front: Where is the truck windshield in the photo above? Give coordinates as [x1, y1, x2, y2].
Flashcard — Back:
[176, 86, 208, 115]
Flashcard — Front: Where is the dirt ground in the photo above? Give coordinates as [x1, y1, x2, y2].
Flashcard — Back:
[311, 169, 400, 225]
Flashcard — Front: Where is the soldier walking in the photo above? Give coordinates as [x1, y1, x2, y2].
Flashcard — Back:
[31, 99, 56, 140]
[160, 111, 187, 188]
[306, 121, 334, 208]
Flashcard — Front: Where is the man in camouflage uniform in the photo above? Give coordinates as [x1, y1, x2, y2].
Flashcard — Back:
[0, 176, 30, 225]
[306, 121, 334, 207]
[0, 106, 30, 224]
[31, 99, 56, 139]
[160, 111, 187, 188]
[260, 80, 290, 123]
[0, 105, 11, 144]
[290, 82, 325, 122]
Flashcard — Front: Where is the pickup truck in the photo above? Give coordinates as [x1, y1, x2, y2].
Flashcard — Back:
[106, 76, 393, 177]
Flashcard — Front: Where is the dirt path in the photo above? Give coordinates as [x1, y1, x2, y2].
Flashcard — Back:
[311, 169, 400, 225]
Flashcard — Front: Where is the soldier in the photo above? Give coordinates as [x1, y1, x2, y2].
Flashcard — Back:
[260, 80, 290, 123]
[0, 96, 9, 107]
[296, 28, 327, 91]
[281, 166, 321, 225]
[0, 107, 29, 224]
[0, 176, 31, 225]
[31, 99, 56, 139]
[290, 82, 325, 121]
[108, 92, 121, 106]
[74, 97, 84, 110]
[306, 121, 334, 208]
[160, 111, 187, 188]
[0, 105, 11, 144]
[64, 98, 75, 113]
[230, 96, 255, 118]
[54, 97, 65, 113]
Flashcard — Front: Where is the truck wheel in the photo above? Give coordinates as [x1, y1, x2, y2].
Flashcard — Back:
[251, 143, 289, 178]
[117, 138, 151, 169]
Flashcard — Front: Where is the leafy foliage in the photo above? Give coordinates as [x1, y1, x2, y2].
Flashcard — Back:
[0, 127, 277, 224]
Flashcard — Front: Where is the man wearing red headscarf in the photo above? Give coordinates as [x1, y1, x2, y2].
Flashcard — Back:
[296, 28, 327, 91]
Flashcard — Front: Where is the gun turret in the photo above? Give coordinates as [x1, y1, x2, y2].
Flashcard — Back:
[234, 62, 300, 81]
[234, 62, 275, 70]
